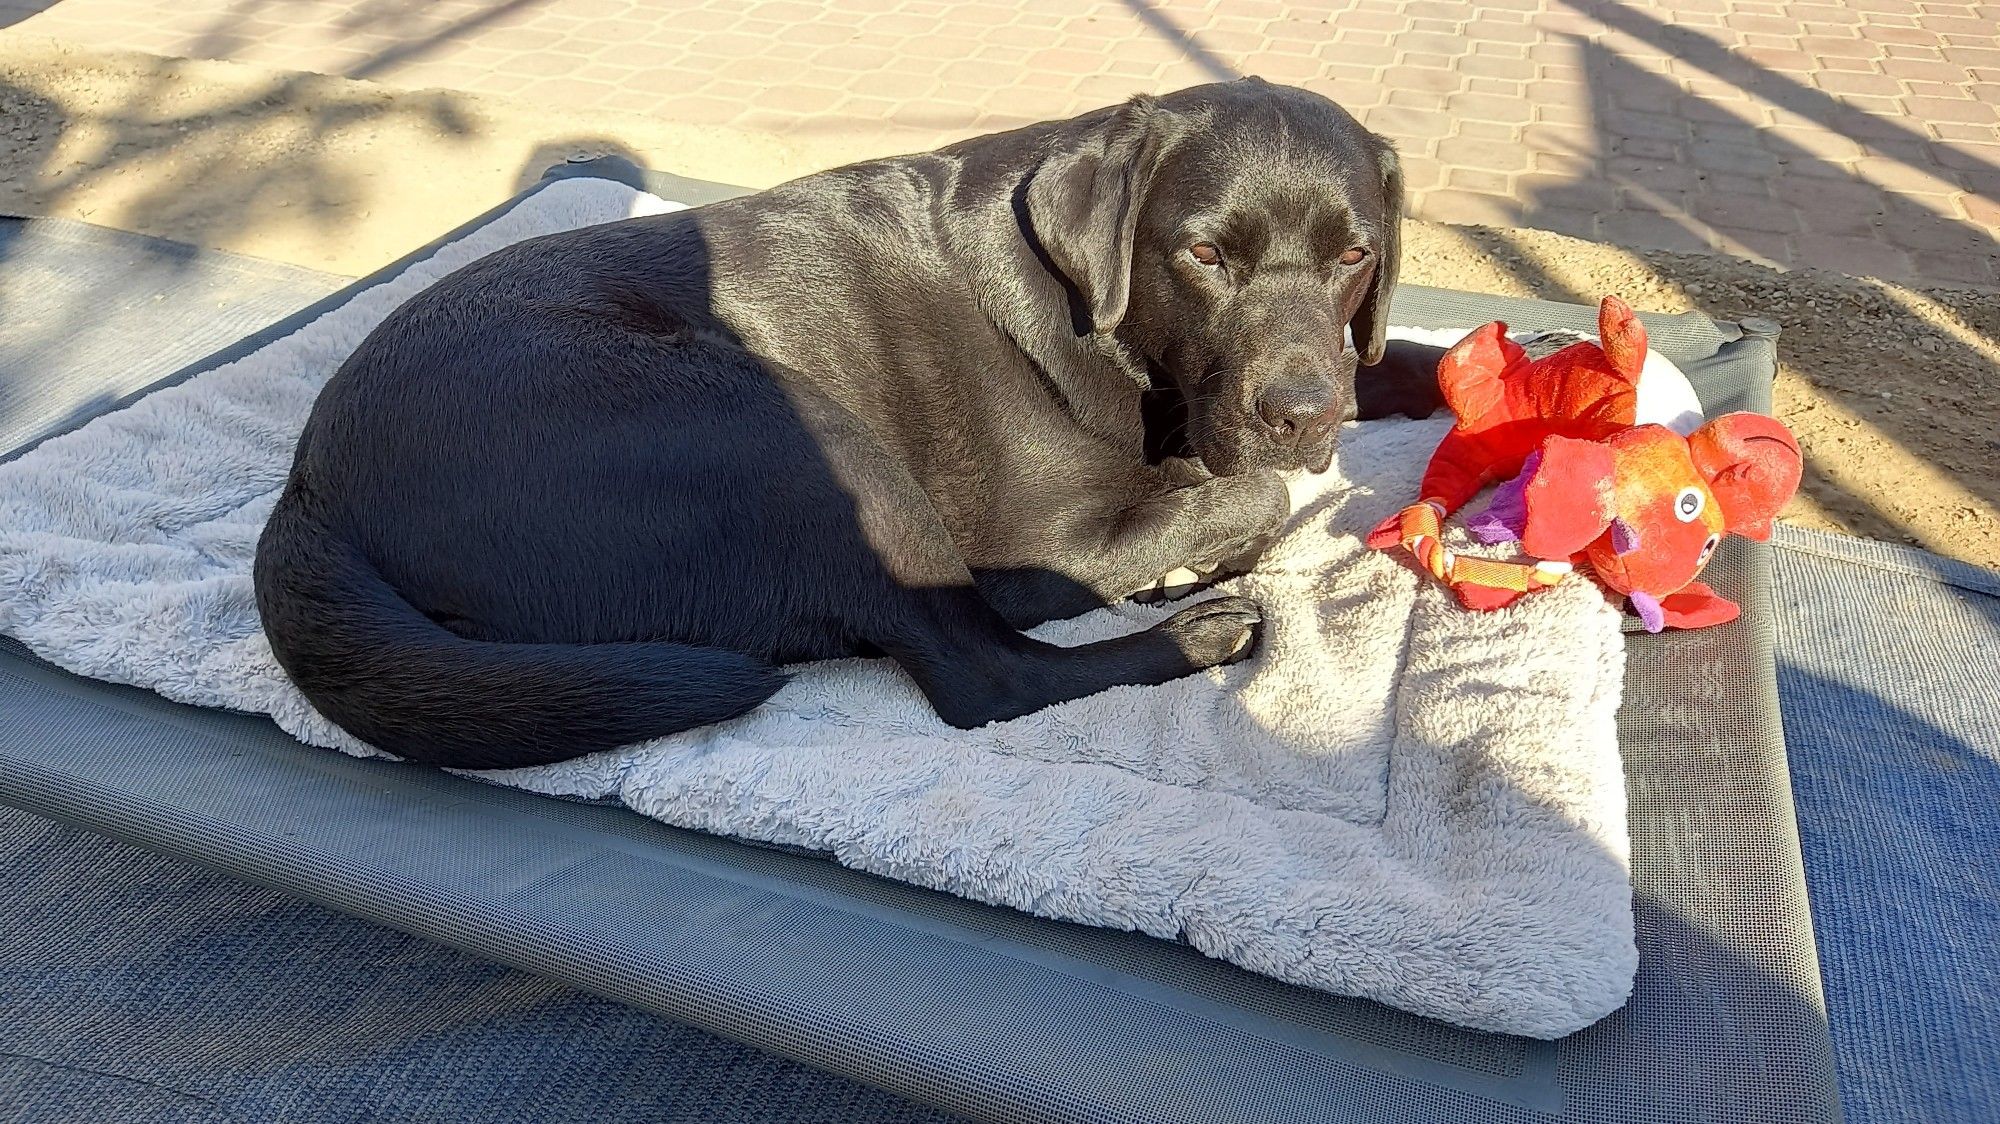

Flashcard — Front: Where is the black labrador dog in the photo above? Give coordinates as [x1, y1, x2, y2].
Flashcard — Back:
[255, 79, 1444, 770]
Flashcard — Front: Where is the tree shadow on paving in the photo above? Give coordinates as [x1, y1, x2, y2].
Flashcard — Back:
[177, 0, 559, 83]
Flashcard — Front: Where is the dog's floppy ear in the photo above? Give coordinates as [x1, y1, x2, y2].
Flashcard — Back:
[1351, 142, 1404, 366]
[1024, 98, 1162, 336]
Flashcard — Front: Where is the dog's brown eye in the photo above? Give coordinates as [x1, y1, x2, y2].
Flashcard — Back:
[1339, 247, 1369, 266]
[1189, 243, 1222, 266]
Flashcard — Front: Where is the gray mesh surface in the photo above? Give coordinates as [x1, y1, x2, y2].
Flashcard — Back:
[0, 804, 960, 1124]
[0, 159, 1838, 1123]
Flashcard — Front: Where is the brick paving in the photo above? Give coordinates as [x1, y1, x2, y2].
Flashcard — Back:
[4, 0, 1996, 286]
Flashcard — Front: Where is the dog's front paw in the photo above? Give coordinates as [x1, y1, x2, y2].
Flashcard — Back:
[1159, 596, 1264, 668]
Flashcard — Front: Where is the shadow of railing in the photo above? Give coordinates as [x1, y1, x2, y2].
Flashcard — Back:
[1116, 0, 1240, 84]
[1564, 0, 1999, 198]
[1546, 0, 1998, 287]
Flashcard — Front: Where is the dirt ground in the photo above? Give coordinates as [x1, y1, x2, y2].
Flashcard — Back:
[3, 34, 1996, 568]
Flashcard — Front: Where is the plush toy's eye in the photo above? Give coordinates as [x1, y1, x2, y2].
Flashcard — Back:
[1697, 533, 1721, 567]
[1674, 487, 1705, 523]
[1189, 243, 1222, 267]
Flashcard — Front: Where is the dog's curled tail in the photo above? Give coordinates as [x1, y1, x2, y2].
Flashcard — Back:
[253, 500, 785, 771]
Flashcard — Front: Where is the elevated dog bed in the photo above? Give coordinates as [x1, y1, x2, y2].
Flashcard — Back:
[0, 159, 1839, 1123]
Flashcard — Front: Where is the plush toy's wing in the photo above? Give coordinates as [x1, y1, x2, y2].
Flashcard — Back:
[1436, 322, 1524, 427]
[1517, 435, 1618, 560]
[1651, 581, 1741, 630]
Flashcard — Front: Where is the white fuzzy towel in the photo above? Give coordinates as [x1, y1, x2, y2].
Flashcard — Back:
[0, 178, 1635, 1037]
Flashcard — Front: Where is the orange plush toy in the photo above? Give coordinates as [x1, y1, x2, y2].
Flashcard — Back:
[1366, 296, 1803, 632]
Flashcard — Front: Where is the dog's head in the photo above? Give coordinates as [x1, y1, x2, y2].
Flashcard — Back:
[1024, 79, 1403, 475]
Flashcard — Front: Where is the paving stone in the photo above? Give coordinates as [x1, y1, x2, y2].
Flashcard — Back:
[1389, 66, 1472, 93]
[1393, 31, 1474, 56]
[1903, 80, 1976, 102]
[1793, 232, 1916, 277]
[1802, 34, 1889, 59]
[1704, 172, 1777, 198]
[1456, 120, 1521, 141]
[1436, 133, 1536, 171]
[1386, 88, 1449, 111]
[1533, 101, 1592, 126]
[1725, 12, 1799, 35]
[1935, 122, 2000, 143]
[1692, 120, 1768, 150]
[1413, 187, 1525, 225]
[1443, 90, 1535, 122]
[1519, 173, 1620, 209]
[1693, 190, 1803, 232]
[1945, 45, 2000, 67]
[1458, 54, 1537, 80]
[1853, 155, 1966, 192]
[1690, 137, 1782, 176]
[1447, 166, 1516, 193]
[1813, 70, 1906, 97]
[1961, 192, 2000, 226]
[1600, 209, 1720, 253]
[1878, 198, 1995, 250]
[1739, 47, 1818, 72]
[1794, 201, 1890, 237]
[1395, 154, 1447, 192]
[1725, 228, 1793, 264]
[1908, 249, 2000, 285]
[1614, 136, 1683, 161]
[1602, 108, 1694, 141]
[1336, 10, 1411, 33]
[1531, 150, 1598, 176]
[1317, 79, 1390, 111]
[1364, 104, 1456, 139]
[1760, 125, 1868, 161]
[1520, 122, 1599, 152]
[1903, 96, 2000, 123]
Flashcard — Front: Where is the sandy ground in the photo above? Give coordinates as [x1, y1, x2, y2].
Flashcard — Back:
[3, 34, 1995, 569]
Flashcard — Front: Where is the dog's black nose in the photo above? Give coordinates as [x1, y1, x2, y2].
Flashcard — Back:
[1255, 376, 1337, 445]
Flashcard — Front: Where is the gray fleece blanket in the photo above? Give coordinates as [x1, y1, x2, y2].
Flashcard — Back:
[0, 178, 1634, 1037]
